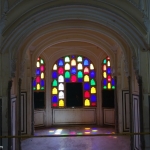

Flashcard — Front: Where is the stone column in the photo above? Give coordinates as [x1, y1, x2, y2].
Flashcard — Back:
[31, 77, 34, 135]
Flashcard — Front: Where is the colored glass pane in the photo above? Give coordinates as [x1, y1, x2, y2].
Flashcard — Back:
[36, 68, 40, 75]
[58, 67, 64, 74]
[71, 75, 77, 82]
[52, 103, 57, 107]
[111, 78, 115, 86]
[84, 67, 89, 74]
[107, 68, 111, 74]
[107, 75, 111, 81]
[91, 95, 96, 102]
[52, 80, 57, 86]
[58, 83, 64, 90]
[107, 61, 110, 66]
[59, 100, 64, 106]
[103, 59, 106, 64]
[71, 59, 76, 66]
[33, 80, 36, 87]
[52, 88, 58, 94]
[52, 71, 58, 78]
[78, 78, 83, 82]
[84, 83, 90, 90]
[37, 84, 40, 90]
[84, 59, 89, 66]
[59, 91, 64, 99]
[40, 80, 45, 86]
[52, 96, 58, 103]
[112, 86, 115, 89]
[33, 87, 36, 90]
[90, 71, 95, 78]
[65, 71, 70, 78]
[71, 67, 77, 74]
[36, 76, 40, 83]
[103, 86, 107, 89]
[103, 65, 106, 71]
[103, 79, 107, 86]
[65, 78, 70, 82]
[53, 64, 57, 70]
[77, 56, 82, 62]
[77, 63, 83, 70]
[65, 63, 70, 70]
[58, 59, 64, 66]
[103, 72, 107, 78]
[91, 102, 96, 106]
[65, 56, 70, 62]
[40, 59, 44, 64]
[41, 87, 44, 90]
[36, 62, 40, 67]
[90, 79, 96, 86]
[91, 87, 96, 93]
[90, 64, 94, 70]
[85, 99, 90, 106]
[77, 71, 83, 78]
[41, 72, 44, 79]
[84, 91, 90, 98]
[107, 57, 110, 60]
[37, 58, 40, 61]
[58, 75, 64, 82]
[84, 75, 89, 82]
[40, 65, 44, 71]
[108, 83, 111, 89]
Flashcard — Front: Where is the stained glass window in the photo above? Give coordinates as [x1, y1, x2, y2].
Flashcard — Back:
[102, 57, 115, 89]
[51, 55, 97, 107]
[33, 57, 45, 91]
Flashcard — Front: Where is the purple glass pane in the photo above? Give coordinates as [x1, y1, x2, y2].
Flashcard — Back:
[111, 78, 115, 86]
[52, 96, 58, 103]
[91, 95, 96, 102]
[103, 79, 107, 86]
[52, 71, 58, 78]
[40, 80, 44, 86]
[84, 83, 90, 90]
[36, 68, 40, 75]
[33, 80, 36, 86]
[78, 78, 83, 82]
[90, 70, 96, 78]
[107, 68, 111, 74]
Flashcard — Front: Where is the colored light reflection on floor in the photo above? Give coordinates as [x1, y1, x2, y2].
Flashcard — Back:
[70, 131, 76, 135]
[54, 129, 63, 135]
[85, 128, 90, 130]
[49, 130, 55, 133]
[77, 132, 83, 135]
[85, 131, 91, 134]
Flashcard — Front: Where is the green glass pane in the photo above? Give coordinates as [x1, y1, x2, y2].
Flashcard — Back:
[77, 56, 82, 62]
[40, 59, 44, 64]
[41, 87, 44, 90]
[90, 79, 96, 86]
[103, 59, 106, 64]
[65, 56, 70, 62]
[33, 87, 36, 90]
[112, 86, 115, 89]
[103, 86, 107, 89]
[65, 71, 70, 78]
[78, 71, 83, 78]
[52, 80, 58, 86]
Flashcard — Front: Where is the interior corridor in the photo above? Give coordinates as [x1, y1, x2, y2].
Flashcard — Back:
[21, 126, 130, 150]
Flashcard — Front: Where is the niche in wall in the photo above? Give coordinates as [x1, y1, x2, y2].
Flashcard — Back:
[34, 92, 45, 109]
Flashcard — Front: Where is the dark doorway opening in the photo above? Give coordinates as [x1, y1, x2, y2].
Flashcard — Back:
[66, 83, 83, 107]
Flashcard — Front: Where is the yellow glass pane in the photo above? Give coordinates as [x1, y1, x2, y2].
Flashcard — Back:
[59, 100, 64, 107]
[90, 64, 94, 70]
[103, 72, 107, 78]
[53, 64, 57, 70]
[36, 62, 40, 67]
[65, 56, 70, 62]
[71, 59, 76, 66]
[77, 63, 83, 70]
[65, 63, 70, 70]
[107, 61, 110, 66]
[108, 83, 111, 89]
[41, 73, 44, 79]
[91, 87, 96, 93]
[85, 99, 90, 106]
[77, 56, 82, 62]
[37, 84, 40, 90]
[84, 75, 89, 82]
[52, 88, 58, 94]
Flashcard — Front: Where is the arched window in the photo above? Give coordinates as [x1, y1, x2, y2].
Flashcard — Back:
[51, 55, 97, 107]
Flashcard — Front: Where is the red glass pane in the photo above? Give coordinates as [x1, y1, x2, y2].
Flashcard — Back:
[40, 65, 44, 71]
[103, 65, 106, 71]
[36, 76, 40, 83]
[71, 75, 77, 82]
[84, 91, 90, 98]
[107, 75, 111, 82]
[107, 57, 110, 60]
[58, 67, 64, 74]
[52, 103, 57, 107]
[91, 102, 96, 106]
[84, 67, 89, 74]
[37, 58, 40, 60]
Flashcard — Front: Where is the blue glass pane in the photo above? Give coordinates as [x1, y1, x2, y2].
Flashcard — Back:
[111, 78, 115, 86]
[78, 78, 83, 82]
[107, 68, 111, 74]
[90, 70, 96, 78]
[84, 59, 89, 66]
[52, 71, 58, 78]
[71, 67, 77, 74]
[65, 78, 70, 82]
[33, 80, 36, 86]
[40, 80, 44, 86]
[36, 68, 40, 75]
[103, 79, 107, 86]
[72, 55, 75, 58]
[91, 95, 96, 102]
[58, 59, 64, 66]
[52, 96, 58, 103]
[84, 83, 90, 90]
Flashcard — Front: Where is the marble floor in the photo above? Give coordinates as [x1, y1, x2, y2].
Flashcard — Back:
[21, 126, 130, 150]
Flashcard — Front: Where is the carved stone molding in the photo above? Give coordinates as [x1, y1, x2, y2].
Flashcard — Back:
[132, 56, 139, 80]
[10, 58, 17, 78]
[122, 53, 130, 77]
[19, 57, 26, 79]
